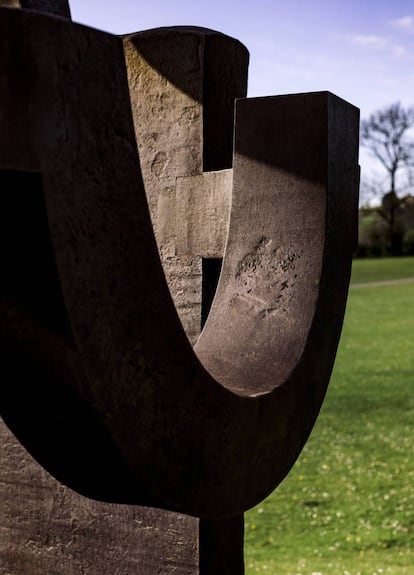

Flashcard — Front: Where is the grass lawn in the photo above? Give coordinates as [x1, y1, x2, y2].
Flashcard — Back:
[244, 258, 414, 575]
[350, 256, 414, 284]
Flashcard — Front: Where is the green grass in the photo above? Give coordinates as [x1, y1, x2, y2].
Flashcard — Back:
[350, 256, 414, 284]
[245, 259, 414, 575]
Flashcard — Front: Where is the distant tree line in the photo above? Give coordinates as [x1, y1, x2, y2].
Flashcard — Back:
[358, 195, 414, 257]
[357, 102, 414, 257]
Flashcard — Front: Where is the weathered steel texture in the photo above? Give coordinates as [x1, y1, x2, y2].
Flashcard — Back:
[0, 4, 359, 574]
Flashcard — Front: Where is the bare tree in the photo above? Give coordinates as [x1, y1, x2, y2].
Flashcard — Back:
[361, 102, 414, 196]
[361, 102, 414, 254]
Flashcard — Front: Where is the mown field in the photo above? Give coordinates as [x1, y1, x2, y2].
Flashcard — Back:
[244, 257, 414, 575]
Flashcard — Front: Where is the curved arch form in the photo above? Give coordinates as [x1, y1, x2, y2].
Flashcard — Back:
[0, 9, 359, 518]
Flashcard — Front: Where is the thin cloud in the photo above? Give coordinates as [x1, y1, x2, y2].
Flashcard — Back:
[346, 34, 409, 59]
[391, 16, 414, 33]
[349, 34, 387, 48]
[391, 45, 407, 58]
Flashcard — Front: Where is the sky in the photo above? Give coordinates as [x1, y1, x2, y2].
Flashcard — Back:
[69, 0, 414, 185]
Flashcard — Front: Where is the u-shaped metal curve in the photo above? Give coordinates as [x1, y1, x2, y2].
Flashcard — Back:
[0, 9, 359, 518]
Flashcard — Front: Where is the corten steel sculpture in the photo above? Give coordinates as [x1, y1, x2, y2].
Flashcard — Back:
[0, 1, 360, 573]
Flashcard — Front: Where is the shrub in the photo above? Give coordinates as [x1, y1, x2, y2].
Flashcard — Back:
[403, 229, 414, 255]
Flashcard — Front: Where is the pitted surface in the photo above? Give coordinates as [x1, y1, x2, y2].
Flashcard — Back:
[0, 6, 359, 574]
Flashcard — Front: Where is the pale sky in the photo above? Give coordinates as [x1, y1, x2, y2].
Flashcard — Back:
[69, 0, 414, 183]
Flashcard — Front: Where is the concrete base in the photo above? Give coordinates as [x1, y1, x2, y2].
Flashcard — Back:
[1, 417, 244, 574]
[0, 417, 198, 574]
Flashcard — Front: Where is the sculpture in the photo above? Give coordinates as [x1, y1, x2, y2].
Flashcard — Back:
[0, 1, 359, 573]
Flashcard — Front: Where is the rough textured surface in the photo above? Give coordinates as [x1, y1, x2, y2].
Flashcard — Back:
[0, 418, 199, 575]
[1, 415, 245, 574]
[124, 28, 248, 344]
[0, 5, 359, 575]
[0, 8, 199, 574]
[0, 7, 359, 516]
[0, 8, 245, 574]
